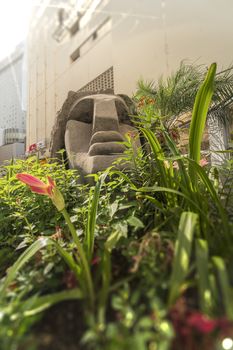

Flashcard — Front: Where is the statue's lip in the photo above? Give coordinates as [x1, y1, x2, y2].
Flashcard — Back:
[90, 131, 124, 145]
[88, 142, 125, 157]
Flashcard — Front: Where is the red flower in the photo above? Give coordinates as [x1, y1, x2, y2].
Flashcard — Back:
[199, 158, 209, 167]
[148, 98, 155, 105]
[16, 173, 55, 197]
[51, 226, 64, 240]
[91, 256, 101, 265]
[173, 161, 179, 170]
[187, 312, 217, 334]
[28, 143, 37, 153]
[16, 173, 65, 211]
[63, 270, 77, 289]
[170, 128, 180, 142]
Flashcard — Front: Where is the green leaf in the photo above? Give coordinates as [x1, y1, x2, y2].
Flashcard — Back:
[24, 289, 83, 317]
[163, 131, 192, 194]
[168, 212, 198, 306]
[43, 262, 54, 275]
[189, 63, 216, 164]
[86, 181, 101, 261]
[127, 216, 144, 229]
[140, 195, 164, 210]
[137, 186, 206, 216]
[109, 202, 118, 218]
[212, 256, 233, 320]
[109, 170, 137, 190]
[140, 128, 168, 187]
[98, 249, 111, 325]
[0, 237, 78, 300]
[0, 238, 49, 299]
[105, 228, 127, 252]
[85, 173, 106, 261]
[195, 239, 213, 315]
[187, 158, 229, 233]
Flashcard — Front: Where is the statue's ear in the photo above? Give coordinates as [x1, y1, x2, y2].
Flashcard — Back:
[117, 94, 137, 117]
[68, 98, 94, 123]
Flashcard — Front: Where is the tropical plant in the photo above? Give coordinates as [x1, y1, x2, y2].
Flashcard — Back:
[113, 63, 233, 316]
[0, 62, 233, 350]
[135, 61, 233, 129]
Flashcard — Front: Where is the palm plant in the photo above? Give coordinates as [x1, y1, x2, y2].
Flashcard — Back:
[135, 61, 233, 129]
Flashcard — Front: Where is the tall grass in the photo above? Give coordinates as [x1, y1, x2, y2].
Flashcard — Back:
[168, 212, 198, 306]
[189, 63, 216, 165]
[195, 239, 213, 315]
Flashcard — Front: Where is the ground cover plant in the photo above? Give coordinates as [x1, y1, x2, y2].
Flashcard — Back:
[0, 63, 233, 350]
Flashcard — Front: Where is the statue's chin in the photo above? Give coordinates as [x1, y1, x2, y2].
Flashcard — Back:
[74, 153, 123, 175]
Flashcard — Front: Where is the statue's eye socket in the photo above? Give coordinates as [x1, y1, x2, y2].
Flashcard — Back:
[68, 97, 132, 125]
[115, 100, 132, 125]
[68, 98, 94, 123]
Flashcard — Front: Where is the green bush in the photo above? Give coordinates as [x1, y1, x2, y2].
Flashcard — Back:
[0, 64, 233, 350]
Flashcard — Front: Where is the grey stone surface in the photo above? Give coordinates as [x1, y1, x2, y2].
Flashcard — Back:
[0, 142, 25, 164]
[50, 92, 139, 176]
[50, 91, 81, 158]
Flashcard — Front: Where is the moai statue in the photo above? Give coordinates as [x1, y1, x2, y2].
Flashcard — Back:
[50, 91, 140, 177]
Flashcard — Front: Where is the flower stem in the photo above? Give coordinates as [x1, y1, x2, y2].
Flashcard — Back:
[61, 208, 94, 310]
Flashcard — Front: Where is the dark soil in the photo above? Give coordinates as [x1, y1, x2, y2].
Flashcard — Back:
[20, 301, 86, 350]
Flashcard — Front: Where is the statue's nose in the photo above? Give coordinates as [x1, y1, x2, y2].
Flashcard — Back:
[89, 96, 125, 156]
[92, 97, 120, 133]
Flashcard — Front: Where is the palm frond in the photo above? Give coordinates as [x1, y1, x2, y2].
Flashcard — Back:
[136, 61, 233, 125]
[136, 79, 157, 99]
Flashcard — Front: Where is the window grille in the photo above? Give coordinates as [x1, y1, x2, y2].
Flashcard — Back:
[78, 66, 114, 92]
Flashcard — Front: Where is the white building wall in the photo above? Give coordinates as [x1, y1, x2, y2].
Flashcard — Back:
[27, 0, 233, 149]
[0, 43, 26, 130]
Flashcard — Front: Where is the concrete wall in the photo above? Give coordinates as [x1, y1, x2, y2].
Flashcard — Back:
[27, 0, 233, 149]
[0, 143, 25, 164]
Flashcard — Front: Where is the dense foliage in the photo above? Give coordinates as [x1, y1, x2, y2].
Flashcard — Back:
[0, 63, 233, 350]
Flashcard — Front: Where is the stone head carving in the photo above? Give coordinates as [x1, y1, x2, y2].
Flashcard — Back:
[50, 91, 140, 176]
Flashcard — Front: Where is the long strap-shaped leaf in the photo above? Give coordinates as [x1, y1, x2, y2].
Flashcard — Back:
[187, 158, 229, 234]
[0, 237, 78, 300]
[212, 256, 233, 320]
[189, 63, 216, 183]
[141, 128, 168, 187]
[163, 131, 192, 195]
[168, 211, 198, 306]
[24, 288, 83, 317]
[86, 180, 101, 261]
[137, 186, 206, 217]
[98, 248, 111, 325]
[85, 172, 108, 262]
[196, 239, 213, 315]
